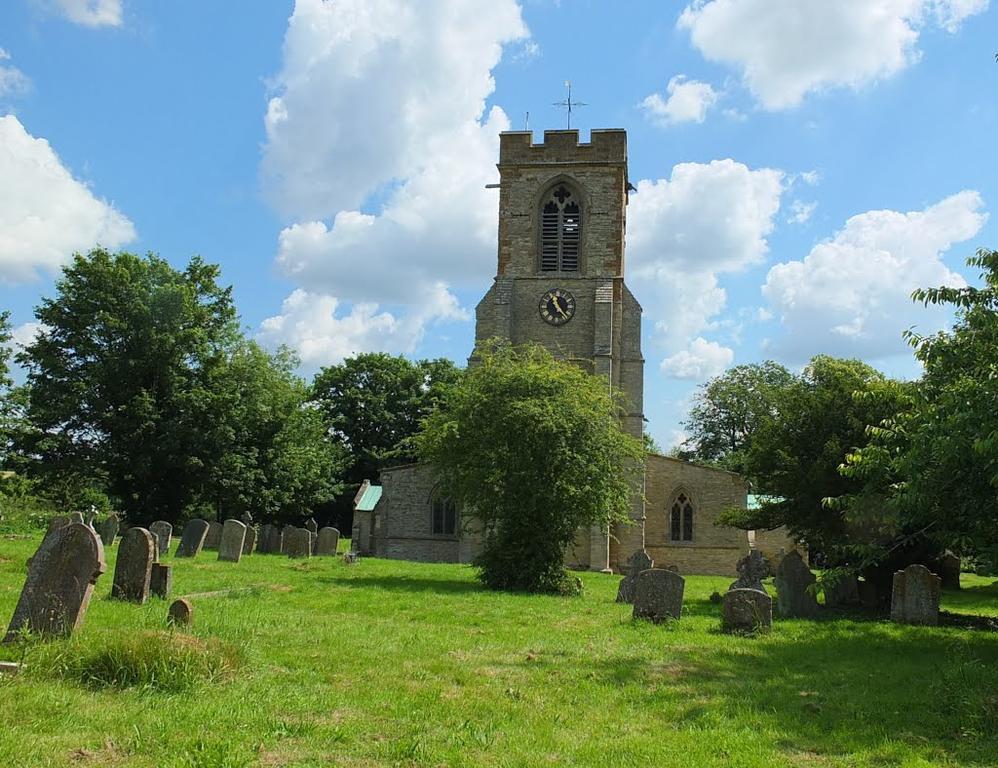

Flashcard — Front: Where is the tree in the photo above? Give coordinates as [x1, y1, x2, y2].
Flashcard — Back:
[16, 248, 343, 523]
[416, 342, 644, 594]
[719, 356, 906, 558]
[311, 353, 462, 528]
[841, 248, 998, 570]
[680, 361, 794, 475]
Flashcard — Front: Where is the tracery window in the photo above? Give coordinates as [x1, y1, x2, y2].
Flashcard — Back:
[669, 492, 694, 542]
[431, 495, 458, 536]
[540, 184, 582, 272]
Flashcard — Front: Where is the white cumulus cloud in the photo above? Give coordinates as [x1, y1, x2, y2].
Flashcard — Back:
[678, 0, 989, 109]
[46, 0, 123, 27]
[259, 0, 528, 365]
[763, 190, 987, 360]
[661, 337, 735, 379]
[0, 49, 31, 98]
[0, 115, 136, 283]
[640, 75, 719, 125]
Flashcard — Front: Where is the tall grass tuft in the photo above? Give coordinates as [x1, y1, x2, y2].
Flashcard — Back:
[29, 630, 243, 693]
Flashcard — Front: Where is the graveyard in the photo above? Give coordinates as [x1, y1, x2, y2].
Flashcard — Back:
[0, 528, 996, 768]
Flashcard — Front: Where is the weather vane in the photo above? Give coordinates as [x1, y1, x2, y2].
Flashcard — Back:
[553, 81, 587, 130]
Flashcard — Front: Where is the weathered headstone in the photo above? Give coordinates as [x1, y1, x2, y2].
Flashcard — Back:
[632, 568, 685, 623]
[203, 521, 223, 550]
[316, 527, 340, 556]
[261, 524, 283, 554]
[939, 552, 961, 590]
[175, 519, 210, 558]
[150, 563, 172, 599]
[98, 513, 119, 547]
[242, 526, 257, 555]
[218, 520, 247, 563]
[4, 523, 106, 643]
[729, 550, 770, 593]
[241, 511, 253, 526]
[615, 549, 654, 604]
[46, 515, 71, 535]
[774, 550, 819, 618]
[890, 564, 941, 626]
[286, 527, 312, 559]
[823, 574, 860, 608]
[112, 527, 155, 603]
[149, 521, 173, 557]
[280, 525, 295, 555]
[85, 510, 96, 529]
[722, 588, 772, 633]
[69, 511, 84, 525]
[167, 598, 193, 627]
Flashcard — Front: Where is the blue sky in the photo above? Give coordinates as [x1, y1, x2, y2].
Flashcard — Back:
[1, 0, 995, 449]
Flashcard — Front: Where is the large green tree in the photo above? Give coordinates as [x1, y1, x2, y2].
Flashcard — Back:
[416, 342, 644, 594]
[679, 361, 794, 475]
[17, 248, 343, 523]
[841, 248, 998, 569]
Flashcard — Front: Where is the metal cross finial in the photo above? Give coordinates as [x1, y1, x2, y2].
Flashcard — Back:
[553, 80, 587, 130]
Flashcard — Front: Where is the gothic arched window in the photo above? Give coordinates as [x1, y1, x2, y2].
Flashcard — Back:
[669, 492, 694, 542]
[540, 184, 582, 272]
[431, 494, 458, 537]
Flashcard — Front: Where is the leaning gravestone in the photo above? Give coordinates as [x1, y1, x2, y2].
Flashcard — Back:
[4, 523, 106, 643]
[203, 521, 223, 550]
[98, 513, 120, 547]
[722, 588, 772, 633]
[150, 563, 172, 599]
[149, 521, 173, 557]
[112, 527, 155, 603]
[890, 564, 941, 626]
[218, 520, 247, 563]
[167, 598, 193, 627]
[242, 526, 257, 555]
[616, 550, 654, 604]
[939, 552, 961, 590]
[316, 527, 340, 556]
[632, 568, 685, 623]
[175, 519, 210, 558]
[729, 550, 770, 593]
[774, 551, 819, 618]
[286, 527, 312, 559]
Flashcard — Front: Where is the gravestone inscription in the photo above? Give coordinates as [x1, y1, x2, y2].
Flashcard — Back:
[632, 569, 685, 623]
[890, 564, 941, 626]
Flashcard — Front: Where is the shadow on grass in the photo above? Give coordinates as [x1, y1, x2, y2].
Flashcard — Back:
[593, 624, 998, 764]
[318, 573, 486, 595]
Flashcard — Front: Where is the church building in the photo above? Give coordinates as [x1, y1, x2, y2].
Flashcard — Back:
[352, 129, 773, 576]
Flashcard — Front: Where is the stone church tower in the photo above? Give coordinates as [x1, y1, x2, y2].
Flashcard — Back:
[473, 129, 646, 571]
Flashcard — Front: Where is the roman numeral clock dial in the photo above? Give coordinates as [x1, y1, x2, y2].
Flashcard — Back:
[539, 288, 576, 326]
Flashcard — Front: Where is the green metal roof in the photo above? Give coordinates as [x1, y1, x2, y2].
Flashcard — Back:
[356, 484, 383, 512]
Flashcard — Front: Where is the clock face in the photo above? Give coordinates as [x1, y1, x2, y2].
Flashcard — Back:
[539, 288, 576, 326]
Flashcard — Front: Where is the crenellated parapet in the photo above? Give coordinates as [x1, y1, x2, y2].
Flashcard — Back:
[498, 129, 627, 166]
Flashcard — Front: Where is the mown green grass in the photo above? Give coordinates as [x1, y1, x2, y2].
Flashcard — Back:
[0, 533, 996, 768]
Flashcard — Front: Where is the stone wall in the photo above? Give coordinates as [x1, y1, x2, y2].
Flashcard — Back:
[643, 454, 748, 576]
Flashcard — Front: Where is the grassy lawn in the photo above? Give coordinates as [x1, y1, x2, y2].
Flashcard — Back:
[1, 533, 996, 768]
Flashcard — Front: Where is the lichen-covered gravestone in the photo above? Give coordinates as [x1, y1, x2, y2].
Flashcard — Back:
[4, 523, 106, 643]
[316, 527, 340, 556]
[890, 564, 941, 626]
[149, 521, 173, 557]
[112, 527, 155, 603]
[286, 527, 312, 559]
[175, 519, 210, 558]
[167, 598, 193, 626]
[632, 568, 685, 623]
[722, 588, 772, 633]
[729, 550, 770, 593]
[774, 551, 819, 618]
[98, 513, 119, 547]
[615, 549, 654, 604]
[218, 520, 247, 563]
[150, 563, 172, 599]
[242, 526, 257, 555]
[203, 521, 223, 550]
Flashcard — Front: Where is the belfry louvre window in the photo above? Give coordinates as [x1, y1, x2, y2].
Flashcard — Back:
[669, 493, 694, 542]
[540, 184, 581, 271]
[432, 496, 457, 536]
